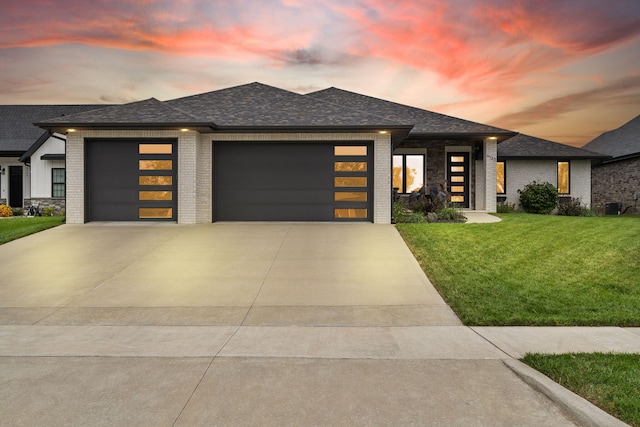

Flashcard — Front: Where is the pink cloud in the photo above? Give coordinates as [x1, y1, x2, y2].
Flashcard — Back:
[322, 0, 640, 98]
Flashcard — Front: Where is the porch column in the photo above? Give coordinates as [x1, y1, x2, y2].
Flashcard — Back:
[484, 137, 498, 213]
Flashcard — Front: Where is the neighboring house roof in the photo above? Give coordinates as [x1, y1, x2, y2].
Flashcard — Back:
[582, 114, 640, 160]
[498, 133, 609, 160]
[306, 87, 515, 140]
[0, 105, 108, 154]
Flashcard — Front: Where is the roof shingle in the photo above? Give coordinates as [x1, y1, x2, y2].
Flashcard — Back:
[0, 105, 109, 152]
[582, 114, 640, 158]
[307, 87, 514, 137]
[498, 133, 608, 159]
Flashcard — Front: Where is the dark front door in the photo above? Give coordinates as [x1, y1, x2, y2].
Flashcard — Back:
[8, 166, 23, 208]
[447, 152, 470, 208]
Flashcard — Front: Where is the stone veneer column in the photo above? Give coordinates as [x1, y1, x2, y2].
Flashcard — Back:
[484, 138, 498, 213]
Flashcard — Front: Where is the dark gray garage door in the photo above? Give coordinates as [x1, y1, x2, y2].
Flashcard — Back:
[213, 142, 372, 221]
[86, 139, 177, 221]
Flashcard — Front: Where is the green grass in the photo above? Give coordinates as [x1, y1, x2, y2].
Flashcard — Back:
[0, 216, 64, 245]
[522, 353, 640, 427]
[397, 213, 640, 326]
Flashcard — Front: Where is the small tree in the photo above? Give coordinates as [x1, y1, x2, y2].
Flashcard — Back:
[518, 181, 558, 214]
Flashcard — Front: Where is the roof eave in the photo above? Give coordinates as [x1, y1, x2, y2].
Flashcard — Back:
[408, 131, 517, 142]
[498, 155, 611, 160]
[35, 122, 216, 133]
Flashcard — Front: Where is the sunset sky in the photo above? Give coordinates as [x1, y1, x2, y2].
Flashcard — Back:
[1, 0, 639, 147]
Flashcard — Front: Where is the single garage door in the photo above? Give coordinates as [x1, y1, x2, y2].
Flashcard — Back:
[213, 142, 372, 221]
[86, 139, 177, 221]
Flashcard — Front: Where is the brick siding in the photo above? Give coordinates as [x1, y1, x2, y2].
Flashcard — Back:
[591, 157, 640, 214]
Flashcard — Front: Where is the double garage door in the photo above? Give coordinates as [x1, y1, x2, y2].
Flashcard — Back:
[86, 140, 372, 222]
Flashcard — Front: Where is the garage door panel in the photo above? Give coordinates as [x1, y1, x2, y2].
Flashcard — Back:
[214, 142, 371, 222]
[86, 139, 177, 222]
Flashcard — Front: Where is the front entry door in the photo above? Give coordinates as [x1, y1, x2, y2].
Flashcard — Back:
[9, 166, 23, 208]
[447, 153, 469, 208]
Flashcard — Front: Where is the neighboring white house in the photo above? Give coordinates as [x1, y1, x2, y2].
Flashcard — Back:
[0, 105, 108, 213]
[496, 134, 608, 209]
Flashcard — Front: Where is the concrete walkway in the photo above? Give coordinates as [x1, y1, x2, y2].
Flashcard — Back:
[0, 223, 634, 426]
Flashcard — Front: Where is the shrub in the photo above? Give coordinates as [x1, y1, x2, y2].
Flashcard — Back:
[11, 208, 23, 216]
[518, 181, 558, 214]
[580, 207, 596, 217]
[557, 197, 583, 216]
[497, 202, 516, 213]
[402, 212, 428, 223]
[437, 207, 466, 222]
[0, 204, 13, 217]
[41, 207, 54, 217]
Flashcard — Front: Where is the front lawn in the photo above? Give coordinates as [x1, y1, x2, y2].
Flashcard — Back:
[0, 216, 64, 245]
[397, 213, 640, 326]
[522, 353, 640, 427]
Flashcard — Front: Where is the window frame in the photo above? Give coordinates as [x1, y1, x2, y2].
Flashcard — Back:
[496, 161, 506, 195]
[393, 153, 426, 194]
[557, 161, 570, 195]
[51, 167, 65, 198]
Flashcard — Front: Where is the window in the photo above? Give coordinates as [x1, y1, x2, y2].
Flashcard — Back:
[393, 154, 425, 193]
[52, 168, 65, 198]
[496, 162, 505, 194]
[557, 161, 569, 194]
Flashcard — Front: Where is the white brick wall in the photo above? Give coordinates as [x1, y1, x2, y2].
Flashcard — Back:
[484, 138, 497, 213]
[503, 159, 592, 208]
[196, 133, 212, 224]
[65, 132, 84, 224]
[178, 131, 197, 224]
[68, 131, 393, 224]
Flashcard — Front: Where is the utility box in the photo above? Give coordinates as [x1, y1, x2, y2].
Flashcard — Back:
[605, 202, 622, 215]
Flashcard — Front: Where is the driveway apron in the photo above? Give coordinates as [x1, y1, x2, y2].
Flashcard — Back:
[0, 223, 584, 426]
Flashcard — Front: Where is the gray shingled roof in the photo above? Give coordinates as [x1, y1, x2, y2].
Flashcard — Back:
[307, 87, 515, 138]
[35, 83, 407, 131]
[0, 105, 108, 152]
[36, 98, 208, 128]
[582, 114, 640, 158]
[498, 133, 608, 160]
[166, 82, 405, 128]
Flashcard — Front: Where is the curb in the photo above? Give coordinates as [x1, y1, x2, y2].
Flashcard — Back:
[503, 359, 630, 427]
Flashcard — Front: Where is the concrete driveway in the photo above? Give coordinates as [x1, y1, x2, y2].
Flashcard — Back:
[0, 223, 596, 426]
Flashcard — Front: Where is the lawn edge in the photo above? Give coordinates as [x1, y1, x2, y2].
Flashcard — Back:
[503, 359, 630, 427]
